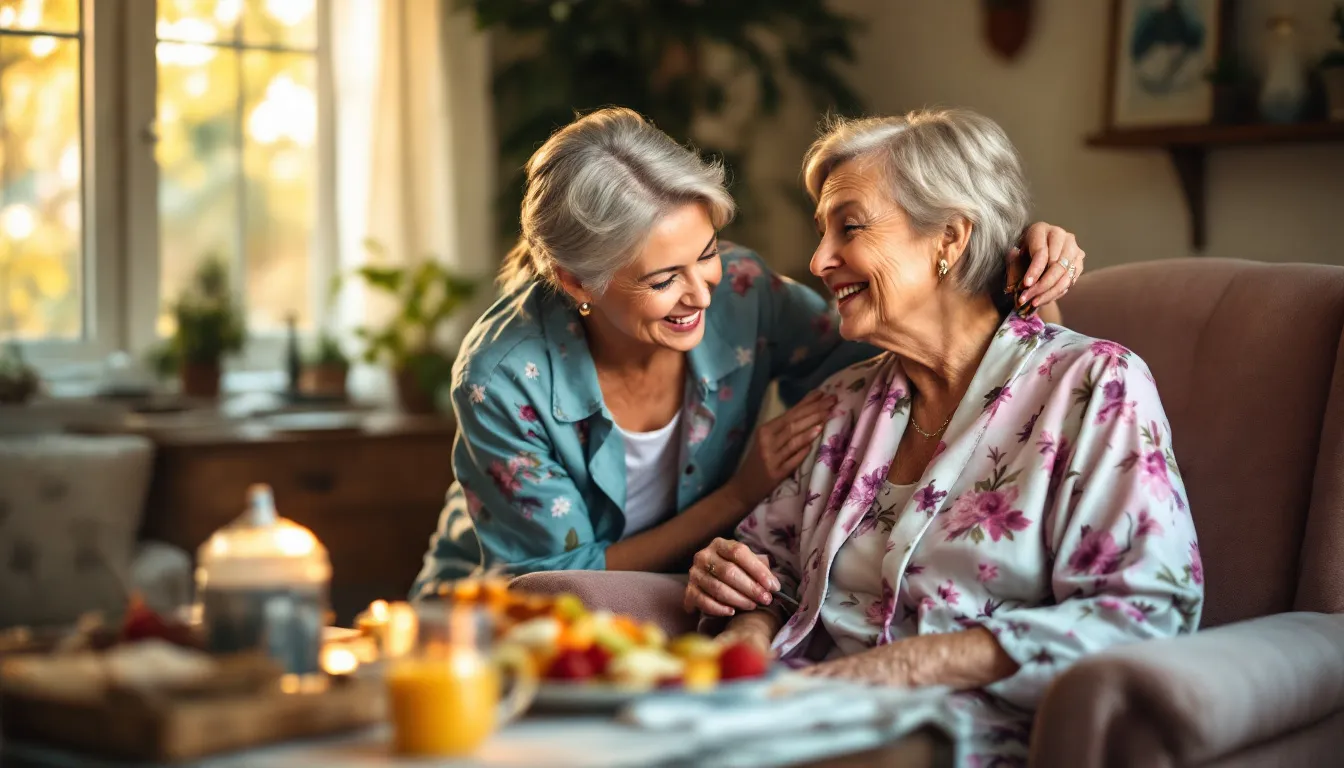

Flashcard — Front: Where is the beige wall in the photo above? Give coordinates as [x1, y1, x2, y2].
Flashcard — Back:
[738, 0, 1344, 277]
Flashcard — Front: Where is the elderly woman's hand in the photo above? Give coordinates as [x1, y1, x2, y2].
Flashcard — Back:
[1010, 222, 1085, 309]
[684, 538, 780, 617]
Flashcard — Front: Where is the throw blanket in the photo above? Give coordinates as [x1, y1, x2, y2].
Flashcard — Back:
[737, 314, 1204, 761]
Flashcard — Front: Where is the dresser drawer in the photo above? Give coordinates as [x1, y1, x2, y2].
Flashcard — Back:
[145, 433, 454, 552]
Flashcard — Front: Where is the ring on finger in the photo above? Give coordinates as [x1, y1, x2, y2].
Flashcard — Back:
[1059, 256, 1071, 270]
[707, 561, 717, 577]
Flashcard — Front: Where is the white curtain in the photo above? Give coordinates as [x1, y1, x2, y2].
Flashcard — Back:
[330, 0, 496, 402]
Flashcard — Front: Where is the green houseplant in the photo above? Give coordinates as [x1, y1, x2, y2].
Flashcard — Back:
[301, 331, 351, 399]
[158, 257, 246, 398]
[348, 239, 479, 413]
[1320, 4, 1344, 120]
[466, 0, 864, 236]
[0, 344, 39, 404]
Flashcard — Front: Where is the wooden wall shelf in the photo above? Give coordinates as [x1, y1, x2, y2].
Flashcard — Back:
[1085, 122, 1344, 250]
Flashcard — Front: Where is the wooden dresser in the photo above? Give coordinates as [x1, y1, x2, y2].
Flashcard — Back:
[82, 412, 457, 624]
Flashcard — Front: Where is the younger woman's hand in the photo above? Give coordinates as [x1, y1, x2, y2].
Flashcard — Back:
[684, 538, 779, 617]
[727, 390, 836, 508]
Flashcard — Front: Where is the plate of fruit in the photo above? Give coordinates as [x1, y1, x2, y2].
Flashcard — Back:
[492, 594, 772, 711]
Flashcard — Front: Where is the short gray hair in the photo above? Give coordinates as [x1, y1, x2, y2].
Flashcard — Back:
[802, 109, 1029, 300]
[498, 107, 736, 294]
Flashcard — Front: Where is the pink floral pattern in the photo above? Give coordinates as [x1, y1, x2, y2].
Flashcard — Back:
[729, 314, 1202, 717]
[726, 258, 762, 296]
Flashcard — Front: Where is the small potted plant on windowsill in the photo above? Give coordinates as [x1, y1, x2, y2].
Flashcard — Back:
[0, 344, 40, 405]
[348, 239, 479, 415]
[1319, 4, 1344, 121]
[300, 331, 350, 400]
[153, 257, 246, 399]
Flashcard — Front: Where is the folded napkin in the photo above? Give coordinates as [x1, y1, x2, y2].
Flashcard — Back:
[619, 673, 965, 767]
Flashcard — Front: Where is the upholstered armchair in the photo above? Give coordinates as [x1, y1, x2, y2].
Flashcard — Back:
[1032, 259, 1344, 766]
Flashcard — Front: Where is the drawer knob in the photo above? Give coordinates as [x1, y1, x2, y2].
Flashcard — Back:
[295, 470, 336, 494]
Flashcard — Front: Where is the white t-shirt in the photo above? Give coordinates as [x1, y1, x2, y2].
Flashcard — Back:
[820, 480, 916, 659]
[614, 411, 683, 539]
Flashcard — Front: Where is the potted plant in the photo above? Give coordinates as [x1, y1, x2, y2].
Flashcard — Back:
[301, 331, 350, 399]
[157, 257, 246, 399]
[349, 239, 479, 414]
[1320, 4, 1344, 121]
[0, 344, 39, 404]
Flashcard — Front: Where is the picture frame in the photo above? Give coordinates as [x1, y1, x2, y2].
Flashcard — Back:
[1103, 0, 1228, 129]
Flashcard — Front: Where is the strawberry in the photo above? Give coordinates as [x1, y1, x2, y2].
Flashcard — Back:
[717, 642, 768, 681]
[545, 649, 596, 681]
[583, 644, 612, 676]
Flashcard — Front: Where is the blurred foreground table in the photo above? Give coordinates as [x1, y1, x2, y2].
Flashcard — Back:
[2, 718, 951, 768]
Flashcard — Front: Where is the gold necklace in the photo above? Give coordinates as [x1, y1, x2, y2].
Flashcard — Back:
[909, 413, 952, 440]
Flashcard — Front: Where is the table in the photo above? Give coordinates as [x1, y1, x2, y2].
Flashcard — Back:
[1, 720, 951, 768]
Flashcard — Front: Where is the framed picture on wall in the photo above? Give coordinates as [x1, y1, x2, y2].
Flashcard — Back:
[1104, 0, 1226, 128]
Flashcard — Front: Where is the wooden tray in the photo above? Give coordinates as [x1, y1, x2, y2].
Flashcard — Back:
[1, 674, 386, 762]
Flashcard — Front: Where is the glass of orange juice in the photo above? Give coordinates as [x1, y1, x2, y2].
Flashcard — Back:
[384, 601, 536, 757]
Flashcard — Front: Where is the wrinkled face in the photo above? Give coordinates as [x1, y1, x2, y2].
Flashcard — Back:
[577, 202, 721, 353]
[809, 162, 944, 344]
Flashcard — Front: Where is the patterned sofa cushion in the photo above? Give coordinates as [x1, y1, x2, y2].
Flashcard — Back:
[0, 434, 155, 628]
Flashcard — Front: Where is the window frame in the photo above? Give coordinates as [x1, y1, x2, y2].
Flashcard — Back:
[15, 0, 338, 390]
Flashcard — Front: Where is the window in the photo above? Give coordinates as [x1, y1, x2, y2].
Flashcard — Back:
[156, 0, 320, 335]
[0, 0, 84, 342]
[2, 0, 333, 382]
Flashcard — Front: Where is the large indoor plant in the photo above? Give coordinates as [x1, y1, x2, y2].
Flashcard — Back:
[157, 257, 246, 399]
[1320, 4, 1344, 121]
[349, 240, 479, 414]
[467, 0, 864, 235]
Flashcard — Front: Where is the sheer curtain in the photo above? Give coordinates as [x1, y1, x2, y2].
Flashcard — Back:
[330, 0, 496, 402]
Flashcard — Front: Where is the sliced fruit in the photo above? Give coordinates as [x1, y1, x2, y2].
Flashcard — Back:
[552, 593, 587, 623]
[583, 644, 612, 676]
[682, 657, 720, 691]
[668, 633, 720, 660]
[639, 622, 668, 648]
[718, 642, 768, 681]
[605, 648, 684, 689]
[545, 649, 596, 681]
[557, 615, 595, 652]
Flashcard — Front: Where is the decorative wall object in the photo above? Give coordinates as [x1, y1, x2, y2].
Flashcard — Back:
[1259, 16, 1308, 123]
[1104, 0, 1225, 129]
[983, 0, 1034, 61]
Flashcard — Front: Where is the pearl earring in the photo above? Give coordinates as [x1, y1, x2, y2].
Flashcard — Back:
[937, 259, 949, 279]
[578, 302, 592, 317]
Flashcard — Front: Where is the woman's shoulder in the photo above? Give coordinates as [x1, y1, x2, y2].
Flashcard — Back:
[1018, 321, 1159, 394]
[451, 283, 555, 405]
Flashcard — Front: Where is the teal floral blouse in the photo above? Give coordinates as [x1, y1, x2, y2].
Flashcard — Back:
[412, 244, 876, 592]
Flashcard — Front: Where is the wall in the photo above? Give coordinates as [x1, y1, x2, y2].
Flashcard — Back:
[738, 0, 1344, 277]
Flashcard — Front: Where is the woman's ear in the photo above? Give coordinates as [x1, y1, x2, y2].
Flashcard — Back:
[940, 217, 974, 266]
[554, 267, 592, 307]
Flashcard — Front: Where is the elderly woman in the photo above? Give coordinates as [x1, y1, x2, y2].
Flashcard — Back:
[414, 108, 1086, 592]
[686, 109, 1203, 762]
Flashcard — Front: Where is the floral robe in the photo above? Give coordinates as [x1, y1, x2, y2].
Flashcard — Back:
[736, 313, 1204, 762]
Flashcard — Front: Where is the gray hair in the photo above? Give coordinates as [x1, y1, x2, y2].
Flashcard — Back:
[802, 108, 1029, 301]
[498, 107, 736, 295]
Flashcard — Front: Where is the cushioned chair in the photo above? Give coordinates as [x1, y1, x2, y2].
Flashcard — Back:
[1031, 258, 1344, 767]
[0, 434, 191, 628]
[514, 258, 1344, 766]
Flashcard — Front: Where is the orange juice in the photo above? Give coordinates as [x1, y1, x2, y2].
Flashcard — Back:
[386, 647, 502, 756]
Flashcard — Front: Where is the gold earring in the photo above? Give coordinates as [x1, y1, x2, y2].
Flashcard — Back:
[578, 302, 592, 317]
[937, 259, 949, 279]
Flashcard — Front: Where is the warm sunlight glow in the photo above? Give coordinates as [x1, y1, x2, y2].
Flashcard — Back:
[246, 74, 315, 145]
[57, 143, 78, 184]
[158, 41, 218, 68]
[2, 204, 37, 240]
[28, 35, 55, 58]
[265, 0, 313, 28]
[321, 646, 359, 676]
[214, 0, 242, 26]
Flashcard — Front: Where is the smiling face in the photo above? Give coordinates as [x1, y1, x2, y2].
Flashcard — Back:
[809, 161, 949, 345]
[564, 202, 721, 353]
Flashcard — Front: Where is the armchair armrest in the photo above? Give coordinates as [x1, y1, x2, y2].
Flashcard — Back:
[1031, 612, 1344, 768]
